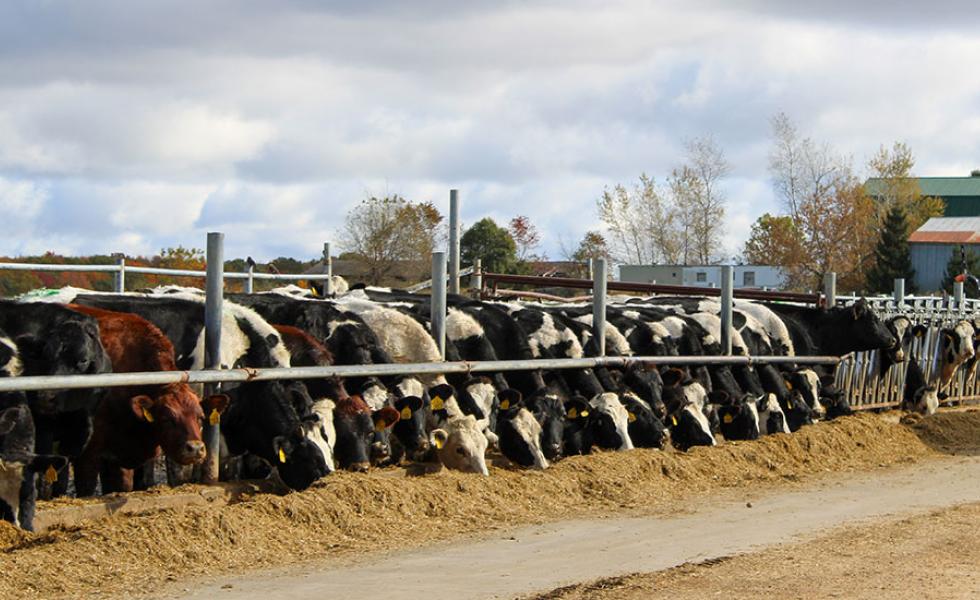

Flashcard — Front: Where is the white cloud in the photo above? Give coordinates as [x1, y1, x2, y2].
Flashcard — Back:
[0, 1, 979, 267]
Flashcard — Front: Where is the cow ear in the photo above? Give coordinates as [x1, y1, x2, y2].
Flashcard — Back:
[941, 329, 955, 344]
[911, 325, 928, 338]
[428, 383, 455, 402]
[272, 436, 294, 463]
[130, 395, 155, 422]
[497, 388, 523, 411]
[265, 333, 280, 349]
[661, 368, 685, 387]
[429, 429, 448, 450]
[851, 300, 867, 320]
[372, 407, 400, 432]
[707, 390, 730, 406]
[204, 394, 230, 414]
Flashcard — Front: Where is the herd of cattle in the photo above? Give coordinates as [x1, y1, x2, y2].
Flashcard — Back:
[0, 281, 976, 532]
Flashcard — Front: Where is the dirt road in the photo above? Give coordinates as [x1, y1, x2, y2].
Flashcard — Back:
[530, 501, 980, 600]
[170, 454, 980, 600]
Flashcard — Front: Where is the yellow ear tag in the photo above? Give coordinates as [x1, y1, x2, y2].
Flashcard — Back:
[785, 381, 793, 390]
[44, 465, 58, 484]
[431, 396, 444, 411]
[142, 408, 154, 423]
[433, 437, 444, 450]
[209, 408, 220, 426]
[671, 415, 679, 426]
[567, 407, 578, 419]
[400, 406, 412, 420]
[278, 448, 287, 463]
[628, 412, 637, 423]
[500, 399, 510, 410]
[580, 410, 589, 418]
[375, 419, 387, 433]
[723, 414, 734, 424]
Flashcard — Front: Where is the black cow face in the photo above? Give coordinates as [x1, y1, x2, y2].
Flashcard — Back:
[666, 404, 715, 451]
[710, 391, 760, 441]
[780, 390, 814, 432]
[16, 319, 110, 413]
[274, 426, 330, 491]
[843, 299, 896, 353]
[497, 405, 549, 470]
[818, 385, 853, 420]
[562, 395, 593, 456]
[622, 365, 666, 419]
[391, 395, 429, 462]
[525, 391, 565, 461]
[621, 395, 668, 449]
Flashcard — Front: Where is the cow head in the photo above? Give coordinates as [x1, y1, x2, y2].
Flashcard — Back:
[132, 387, 227, 465]
[829, 299, 895, 354]
[589, 392, 633, 451]
[908, 385, 941, 416]
[525, 390, 565, 461]
[562, 395, 594, 456]
[429, 415, 489, 475]
[0, 452, 68, 531]
[939, 321, 976, 385]
[784, 369, 825, 419]
[709, 390, 760, 442]
[498, 403, 549, 470]
[757, 393, 791, 435]
[391, 395, 429, 462]
[332, 395, 399, 472]
[620, 394, 669, 449]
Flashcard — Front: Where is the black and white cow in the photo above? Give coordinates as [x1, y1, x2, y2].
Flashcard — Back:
[620, 394, 669, 449]
[710, 391, 760, 441]
[589, 392, 634, 451]
[497, 392, 549, 470]
[661, 368, 715, 451]
[937, 321, 975, 386]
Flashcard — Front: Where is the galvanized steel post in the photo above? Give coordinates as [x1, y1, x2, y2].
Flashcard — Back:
[471, 258, 482, 290]
[449, 190, 460, 295]
[954, 280, 964, 309]
[203, 232, 224, 484]
[893, 278, 905, 307]
[824, 272, 837, 308]
[323, 242, 333, 295]
[431, 252, 447, 359]
[720, 265, 734, 356]
[114, 255, 126, 293]
[245, 263, 254, 294]
[593, 258, 608, 356]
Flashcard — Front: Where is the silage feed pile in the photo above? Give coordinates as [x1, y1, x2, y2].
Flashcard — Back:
[0, 410, 976, 600]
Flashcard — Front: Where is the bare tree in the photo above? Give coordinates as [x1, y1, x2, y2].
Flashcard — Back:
[508, 215, 543, 261]
[668, 136, 731, 265]
[764, 113, 876, 290]
[596, 174, 682, 265]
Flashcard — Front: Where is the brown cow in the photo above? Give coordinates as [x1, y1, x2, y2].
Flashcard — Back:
[68, 304, 226, 495]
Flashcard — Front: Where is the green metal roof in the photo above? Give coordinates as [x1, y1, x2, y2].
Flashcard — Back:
[865, 176, 980, 197]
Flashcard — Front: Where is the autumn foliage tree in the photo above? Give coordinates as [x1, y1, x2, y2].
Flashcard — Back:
[339, 195, 444, 284]
[508, 216, 542, 262]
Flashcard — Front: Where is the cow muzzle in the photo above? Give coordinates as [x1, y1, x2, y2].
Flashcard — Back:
[177, 440, 207, 464]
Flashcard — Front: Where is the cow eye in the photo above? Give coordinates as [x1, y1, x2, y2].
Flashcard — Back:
[455, 447, 466, 456]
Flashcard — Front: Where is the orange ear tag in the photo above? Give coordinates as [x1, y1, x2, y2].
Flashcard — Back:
[142, 408, 154, 423]
[44, 465, 58, 484]
[209, 408, 220, 426]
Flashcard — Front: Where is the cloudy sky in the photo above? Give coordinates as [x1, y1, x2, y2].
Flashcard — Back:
[1, 1, 979, 263]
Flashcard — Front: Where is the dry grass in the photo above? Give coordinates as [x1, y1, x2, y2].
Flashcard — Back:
[0, 410, 976, 599]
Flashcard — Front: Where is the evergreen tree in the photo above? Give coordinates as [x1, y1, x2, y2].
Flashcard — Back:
[865, 205, 915, 293]
[942, 246, 980, 298]
[460, 218, 518, 274]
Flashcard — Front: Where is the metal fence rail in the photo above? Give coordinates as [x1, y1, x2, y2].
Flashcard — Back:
[0, 354, 844, 393]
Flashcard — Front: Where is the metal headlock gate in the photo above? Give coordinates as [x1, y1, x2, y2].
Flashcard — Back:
[832, 287, 980, 410]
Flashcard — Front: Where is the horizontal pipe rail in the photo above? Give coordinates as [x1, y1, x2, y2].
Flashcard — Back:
[0, 355, 843, 393]
[0, 262, 332, 281]
[481, 272, 822, 304]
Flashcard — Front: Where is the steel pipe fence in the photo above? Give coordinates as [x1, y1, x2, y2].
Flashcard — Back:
[0, 354, 844, 394]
